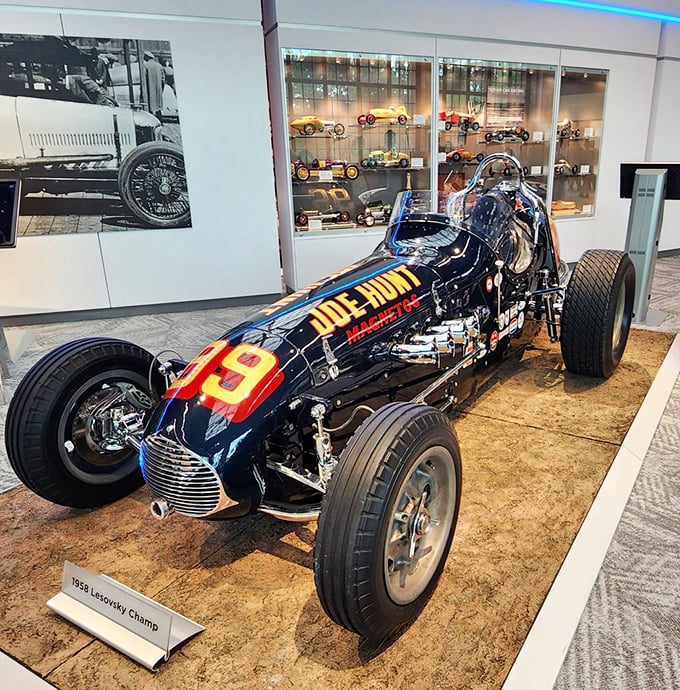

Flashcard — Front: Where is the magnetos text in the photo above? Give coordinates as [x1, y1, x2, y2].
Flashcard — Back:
[308, 266, 422, 340]
[70, 576, 161, 632]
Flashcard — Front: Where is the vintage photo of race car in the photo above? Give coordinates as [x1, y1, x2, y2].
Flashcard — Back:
[5, 153, 635, 643]
[0, 34, 190, 230]
[289, 115, 345, 136]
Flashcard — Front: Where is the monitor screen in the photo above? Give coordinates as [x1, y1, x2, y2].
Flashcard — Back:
[0, 179, 21, 248]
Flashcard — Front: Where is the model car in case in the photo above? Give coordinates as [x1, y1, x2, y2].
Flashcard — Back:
[5, 153, 635, 643]
[295, 206, 351, 226]
[557, 119, 581, 139]
[290, 115, 346, 136]
[446, 149, 484, 163]
[361, 149, 410, 168]
[554, 159, 579, 175]
[356, 200, 393, 227]
[485, 126, 530, 143]
[291, 159, 359, 181]
[357, 105, 411, 126]
[438, 110, 480, 131]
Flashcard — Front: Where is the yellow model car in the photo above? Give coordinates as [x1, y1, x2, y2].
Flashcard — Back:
[289, 115, 345, 136]
[360, 149, 410, 168]
[357, 105, 411, 126]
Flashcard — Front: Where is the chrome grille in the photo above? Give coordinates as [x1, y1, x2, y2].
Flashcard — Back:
[140, 433, 232, 518]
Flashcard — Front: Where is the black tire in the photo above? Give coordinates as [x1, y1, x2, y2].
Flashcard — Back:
[476, 153, 484, 162]
[451, 152, 462, 163]
[296, 212, 308, 226]
[366, 113, 376, 125]
[118, 142, 190, 228]
[571, 165, 579, 175]
[560, 250, 635, 378]
[397, 114, 407, 125]
[521, 130, 530, 141]
[339, 211, 351, 222]
[333, 123, 345, 136]
[5, 338, 164, 508]
[356, 213, 366, 225]
[485, 132, 493, 143]
[399, 158, 409, 168]
[471, 122, 480, 131]
[361, 159, 370, 168]
[575, 128, 581, 138]
[495, 132, 504, 142]
[560, 128, 569, 138]
[314, 402, 462, 641]
[556, 166, 564, 175]
[303, 123, 315, 135]
[364, 214, 376, 227]
[444, 121, 452, 131]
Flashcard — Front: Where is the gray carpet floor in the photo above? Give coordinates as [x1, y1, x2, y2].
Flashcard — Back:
[555, 256, 680, 690]
[0, 257, 678, 688]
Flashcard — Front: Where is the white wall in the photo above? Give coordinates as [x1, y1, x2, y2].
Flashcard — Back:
[0, 2, 282, 316]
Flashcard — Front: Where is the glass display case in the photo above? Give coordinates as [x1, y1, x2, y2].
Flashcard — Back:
[283, 49, 432, 234]
[437, 58, 556, 199]
[551, 68, 607, 217]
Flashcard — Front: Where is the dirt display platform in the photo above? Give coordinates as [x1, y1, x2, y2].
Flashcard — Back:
[0, 329, 674, 690]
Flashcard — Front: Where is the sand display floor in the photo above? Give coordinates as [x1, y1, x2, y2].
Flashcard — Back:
[0, 329, 673, 690]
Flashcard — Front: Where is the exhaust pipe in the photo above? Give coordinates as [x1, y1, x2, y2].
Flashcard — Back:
[150, 498, 174, 520]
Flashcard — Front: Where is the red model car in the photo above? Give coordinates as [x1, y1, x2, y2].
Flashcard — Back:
[439, 110, 480, 131]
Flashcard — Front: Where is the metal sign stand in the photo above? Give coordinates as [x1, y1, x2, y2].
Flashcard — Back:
[623, 168, 668, 326]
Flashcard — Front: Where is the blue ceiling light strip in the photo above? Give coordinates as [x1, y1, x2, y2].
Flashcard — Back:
[530, 0, 680, 23]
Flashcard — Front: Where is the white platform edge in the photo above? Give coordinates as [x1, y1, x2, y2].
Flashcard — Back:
[503, 331, 680, 690]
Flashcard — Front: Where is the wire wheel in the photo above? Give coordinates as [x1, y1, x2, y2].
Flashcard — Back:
[118, 142, 190, 228]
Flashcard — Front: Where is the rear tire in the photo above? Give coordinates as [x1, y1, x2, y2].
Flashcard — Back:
[560, 250, 635, 378]
[5, 338, 163, 508]
[314, 402, 461, 641]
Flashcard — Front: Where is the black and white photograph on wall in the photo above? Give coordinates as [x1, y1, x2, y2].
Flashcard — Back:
[0, 33, 191, 235]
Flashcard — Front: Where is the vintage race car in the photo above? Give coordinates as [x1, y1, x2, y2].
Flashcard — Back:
[557, 119, 581, 139]
[291, 159, 359, 181]
[554, 159, 580, 175]
[361, 149, 410, 168]
[5, 153, 635, 643]
[289, 115, 345, 136]
[294, 206, 351, 226]
[446, 148, 484, 163]
[356, 200, 392, 227]
[485, 126, 531, 143]
[357, 105, 411, 126]
[438, 110, 480, 131]
[0, 35, 189, 228]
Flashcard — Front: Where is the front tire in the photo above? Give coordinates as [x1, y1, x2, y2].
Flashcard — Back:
[118, 142, 190, 228]
[314, 402, 461, 641]
[5, 338, 163, 508]
[560, 250, 635, 378]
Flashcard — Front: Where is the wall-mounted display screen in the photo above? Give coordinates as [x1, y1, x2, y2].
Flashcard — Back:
[0, 179, 20, 248]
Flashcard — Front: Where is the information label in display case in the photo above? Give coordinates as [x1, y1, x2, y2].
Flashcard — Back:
[552, 68, 607, 217]
[437, 58, 556, 198]
[283, 49, 432, 234]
